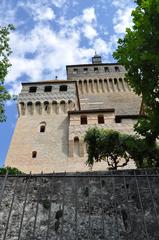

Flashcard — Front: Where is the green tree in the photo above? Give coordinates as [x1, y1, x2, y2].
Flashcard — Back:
[113, 0, 159, 144]
[0, 24, 15, 122]
[84, 127, 159, 169]
[84, 128, 132, 170]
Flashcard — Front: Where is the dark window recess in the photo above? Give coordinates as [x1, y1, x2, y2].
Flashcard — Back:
[44, 86, 52, 92]
[32, 151, 37, 158]
[73, 68, 78, 74]
[115, 117, 121, 123]
[84, 68, 88, 73]
[104, 67, 109, 72]
[59, 85, 67, 91]
[98, 115, 104, 124]
[45, 104, 49, 111]
[94, 67, 99, 73]
[81, 116, 87, 125]
[29, 87, 37, 93]
[115, 66, 120, 72]
[40, 125, 45, 132]
[114, 79, 117, 84]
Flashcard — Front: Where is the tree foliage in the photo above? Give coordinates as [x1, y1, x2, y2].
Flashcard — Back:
[0, 166, 23, 175]
[84, 127, 159, 170]
[0, 24, 15, 122]
[113, 0, 159, 144]
[84, 128, 132, 170]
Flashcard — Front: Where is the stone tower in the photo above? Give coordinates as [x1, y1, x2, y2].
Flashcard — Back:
[5, 55, 141, 173]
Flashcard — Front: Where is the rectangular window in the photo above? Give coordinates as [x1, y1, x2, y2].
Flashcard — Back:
[73, 68, 78, 74]
[104, 67, 109, 72]
[98, 115, 104, 124]
[59, 85, 67, 91]
[94, 67, 99, 73]
[115, 66, 120, 72]
[32, 151, 37, 158]
[44, 86, 52, 92]
[84, 68, 88, 73]
[29, 87, 37, 93]
[81, 116, 87, 125]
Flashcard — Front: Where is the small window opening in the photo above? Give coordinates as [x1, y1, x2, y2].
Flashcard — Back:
[115, 66, 120, 72]
[40, 125, 45, 132]
[32, 151, 37, 158]
[114, 78, 117, 84]
[81, 116, 87, 125]
[84, 68, 88, 73]
[115, 117, 121, 123]
[44, 86, 52, 92]
[98, 115, 104, 124]
[29, 87, 37, 93]
[44, 104, 48, 111]
[104, 67, 109, 72]
[94, 67, 99, 73]
[59, 85, 67, 91]
[73, 68, 78, 74]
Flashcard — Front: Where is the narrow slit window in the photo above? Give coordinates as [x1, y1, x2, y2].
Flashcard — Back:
[32, 151, 37, 158]
[81, 116, 87, 125]
[98, 115, 104, 124]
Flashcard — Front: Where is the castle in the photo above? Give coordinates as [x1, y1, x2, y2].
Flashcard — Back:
[5, 54, 141, 173]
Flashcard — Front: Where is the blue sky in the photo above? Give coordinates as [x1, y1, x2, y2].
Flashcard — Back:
[0, 0, 135, 167]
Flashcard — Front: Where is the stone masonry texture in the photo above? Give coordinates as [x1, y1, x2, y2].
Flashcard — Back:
[0, 169, 159, 240]
[5, 59, 142, 173]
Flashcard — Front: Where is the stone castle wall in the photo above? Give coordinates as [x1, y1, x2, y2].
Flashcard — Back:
[0, 170, 159, 240]
[5, 63, 141, 173]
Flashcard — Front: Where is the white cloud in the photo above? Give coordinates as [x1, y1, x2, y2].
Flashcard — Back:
[34, 7, 55, 21]
[93, 38, 111, 55]
[50, 0, 67, 8]
[83, 25, 97, 40]
[1, 3, 115, 94]
[82, 7, 96, 23]
[113, 7, 133, 34]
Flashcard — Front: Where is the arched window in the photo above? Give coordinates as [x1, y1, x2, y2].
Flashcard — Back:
[98, 115, 104, 124]
[39, 122, 46, 133]
[81, 116, 87, 125]
[74, 137, 80, 157]
[44, 101, 50, 114]
[32, 151, 37, 158]
[40, 125, 45, 132]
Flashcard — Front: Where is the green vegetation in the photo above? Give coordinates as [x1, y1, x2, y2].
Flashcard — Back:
[0, 166, 23, 175]
[113, 0, 159, 145]
[0, 24, 15, 122]
[84, 128, 159, 169]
